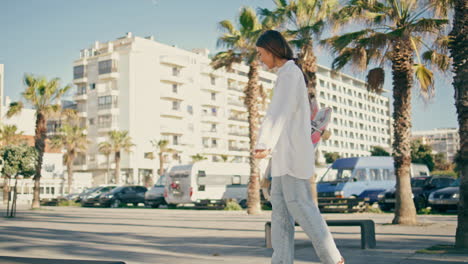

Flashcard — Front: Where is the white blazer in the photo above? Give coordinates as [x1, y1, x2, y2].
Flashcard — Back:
[255, 60, 315, 179]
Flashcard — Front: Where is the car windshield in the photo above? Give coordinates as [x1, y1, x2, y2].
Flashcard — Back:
[320, 168, 352, 182]
[154, 176, 166, 187]
[411, 178, 427, 188]
[450, 178, 460, 187]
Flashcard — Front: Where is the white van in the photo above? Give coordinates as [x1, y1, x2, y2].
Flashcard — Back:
[164, 161, 250, 207]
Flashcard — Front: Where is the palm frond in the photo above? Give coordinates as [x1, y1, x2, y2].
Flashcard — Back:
[409, 18, 448, 33]
[211, 50, 243, 70]
[413, 63, 435, 100]
[422, 50, 451, 72]
[366, 67, 385, 94]
[6, 101, 24, 118]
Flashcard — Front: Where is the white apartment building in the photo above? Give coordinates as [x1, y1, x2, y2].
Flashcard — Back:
[412, 128, 460, 162]
[72, 33, 391, 185]
[315, 66, 392, 160]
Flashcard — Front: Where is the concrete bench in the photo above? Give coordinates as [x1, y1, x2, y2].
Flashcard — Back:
[265, 219, 376, 249]
[0, 256, 125, 264]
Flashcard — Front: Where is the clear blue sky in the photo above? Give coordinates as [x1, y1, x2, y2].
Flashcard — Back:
[1, 0, 458, 131]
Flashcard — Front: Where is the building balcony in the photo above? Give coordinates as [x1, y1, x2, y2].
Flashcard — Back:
[72, 164, 87, 171]
[161, 124, 185, 134]
[228, 131, 249, 138]
[228, 99, 245, 108]
[73, 77, 88, 84]
[228, 146, 249, 152]
[97, 106, 119, 115]
[160, 109, 184, 119]
[201, 65, 223, 76]
[201, 98, 221, 107]
[201, 114, 220, 123]
[73, 93, 88, 101]
[97, 85, 119, 96]
[97, 122, 119, 133]
[228, 85, 244, 93]
[161, 74, 188, 84]
[98, 71, 119, 80]
[160, 90, 184, 100]
[201, 83, 224, 92]
[228, 116, 248, 123]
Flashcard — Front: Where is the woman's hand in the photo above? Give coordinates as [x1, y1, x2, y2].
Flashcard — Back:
[254, 149, 270, 159]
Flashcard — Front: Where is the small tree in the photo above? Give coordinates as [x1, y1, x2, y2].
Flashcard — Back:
[411, 139, 435, 171]
[150, 139, 174, 176]
[191, 154, 208, 163]
[324, 152, 340, 164]
[0, 124, 25, 205]
[98, 142, 112, 184]
[1, 144, 37, 217]
[220, 155, 229, 162]
[370, 146, 390, 156]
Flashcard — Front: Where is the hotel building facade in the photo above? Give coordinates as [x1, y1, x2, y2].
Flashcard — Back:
[72, 33, 391, 185]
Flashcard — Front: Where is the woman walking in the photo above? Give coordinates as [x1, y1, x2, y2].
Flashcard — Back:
[254, 30, 344, 264]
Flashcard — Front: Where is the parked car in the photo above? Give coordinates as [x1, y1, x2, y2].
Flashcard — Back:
[378, 175, 456, 211]
[144, 176, 167, 208]
[99, 185, 147, 208]
[428, 178, 460, 212]
[80, 185, 118, 207]
[75, 187, 101, 203]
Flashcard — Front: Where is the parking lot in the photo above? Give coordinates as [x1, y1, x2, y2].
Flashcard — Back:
[0, 206, 466, 264]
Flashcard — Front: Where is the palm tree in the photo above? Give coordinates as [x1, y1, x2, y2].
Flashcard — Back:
[259, 0, 338, 203]
[98, 142, 112, 184]
[7, 74, 71, 208]
[211, 7, 266, 215]
[321, 0, 449, 225]
[431, 0, 468, 249]
[50, 124, 88, 194]
[107, 130, 134, 185]
[450, 0, 468, 250]
[150, 139, 173, 176]
[0, 124, 25, 204]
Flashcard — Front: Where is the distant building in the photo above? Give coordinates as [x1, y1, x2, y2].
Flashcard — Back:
[412, 128, 460, 162]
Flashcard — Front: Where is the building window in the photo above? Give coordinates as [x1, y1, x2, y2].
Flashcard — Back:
[73, 65, 85, 79]
[98, 60, 115, 74]
[187, 105, 193, 114]
[211, 92, 216, 100]
[172, 67, 180, 77]
[172, 101, 180, 111]
[210, 76, 216, 85]
[98, 115, 113, 127]
[211, 107, 217, 116]
[98, 95, 117, 109]
[211, 124, 217, 132]
[212, 139, 217, 147]
[172, 84, 178, 93]
[89, 83, 96, 90]
[77, 85, 87, 95]
[173, 135, 179, 145]
[89, 118, 95, 125]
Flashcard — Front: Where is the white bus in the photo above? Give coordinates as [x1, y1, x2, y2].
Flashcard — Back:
[164, 161, 251, 207]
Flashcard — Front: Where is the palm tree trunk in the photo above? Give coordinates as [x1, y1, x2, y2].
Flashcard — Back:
[391, 39, 417, 225]
[245, 60, 262, 215]
[67, 160, 73, 194]
[298, 42, 319, 204]
[115, 151, 121, 185]
[449, 0, 468, 249]
[106, 155, 110, 184]
[159, 152, 164, 176]
[32, 112, 46, 209]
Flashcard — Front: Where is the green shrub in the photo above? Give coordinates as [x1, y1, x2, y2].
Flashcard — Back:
[224, 201, 242, 211]
[58, 200, 80, 207]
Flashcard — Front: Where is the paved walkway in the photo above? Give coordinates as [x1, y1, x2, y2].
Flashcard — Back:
[0, 205, 466, 264]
